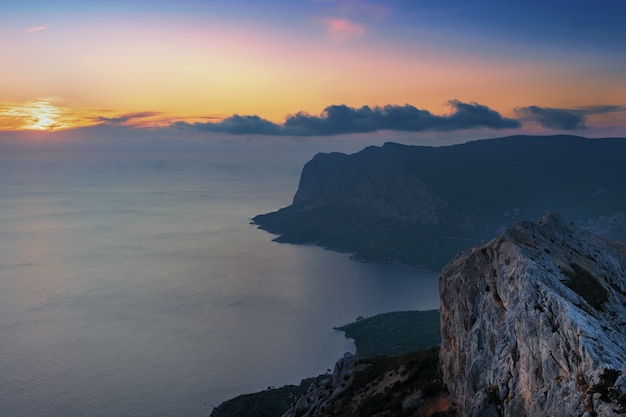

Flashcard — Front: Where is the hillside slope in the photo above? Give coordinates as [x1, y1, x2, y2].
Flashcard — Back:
[253, 135, 626, 270]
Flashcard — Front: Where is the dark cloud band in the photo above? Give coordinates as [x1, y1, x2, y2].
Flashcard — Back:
[174, 101, 520, 136]
[516, 105, 626, 130]
[95, 112, 162, 125]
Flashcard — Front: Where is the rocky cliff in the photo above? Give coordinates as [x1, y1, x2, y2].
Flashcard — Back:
[440, 213, 626, 417]
[281, 349, 453, 417]
[253, 135, 626, 270]
[223, 215, 626, 417]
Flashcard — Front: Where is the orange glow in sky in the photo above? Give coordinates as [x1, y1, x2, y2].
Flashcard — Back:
[1, 2, 625, 135]
[0, 101, 68, 131]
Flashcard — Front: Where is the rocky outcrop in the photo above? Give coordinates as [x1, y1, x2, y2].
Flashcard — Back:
[282, 349, 453, 417]
[282, 354, 363, 417]
[253, 135, 626, 271]
[223, 214, 626, 417]
[440, 213, 626, 416]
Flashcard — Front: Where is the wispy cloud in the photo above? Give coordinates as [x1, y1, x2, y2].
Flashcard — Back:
[174, 101, 520, 136]
[313, 0, 389, 42]
[94, 112, 164, 126]
[26, 25, 49, 33]
[516, 105, 626, 130]
[0, 100, 64, 131]
[321, 17, 366, 42]
[92, 111, 228, 129]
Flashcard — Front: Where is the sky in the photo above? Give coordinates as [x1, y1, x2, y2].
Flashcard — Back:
[1, 0, 626, 140]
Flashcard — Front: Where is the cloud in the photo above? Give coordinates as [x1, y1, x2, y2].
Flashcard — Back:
[173, 114, 281, 135]
[0, 100, 64, 131]
[283, 101, 519, 134]
[174, 101, 520, 136]
[94, 112, 163, 126]
[321, 18, 366, 42]
[516, 105, 626, 130]
[577, 105, 626, 115]
[26, 25, 49, 33]
[444, 100, 521, 130]
[516, 106, 585, 130]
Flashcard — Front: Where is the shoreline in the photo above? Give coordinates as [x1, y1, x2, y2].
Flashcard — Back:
[210, 309, 441, 416]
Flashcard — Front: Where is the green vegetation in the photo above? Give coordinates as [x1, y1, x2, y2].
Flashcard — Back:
[336, 310, 441, 358]
[309, 348, 455, 417]
[210, 376, 323, 417]
[210, 310, 443, 417]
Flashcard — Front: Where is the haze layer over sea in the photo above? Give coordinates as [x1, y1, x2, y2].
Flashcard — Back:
[0, 135, 439, 416]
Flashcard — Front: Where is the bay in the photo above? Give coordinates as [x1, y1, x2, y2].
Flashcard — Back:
[0, 138, 439, 416]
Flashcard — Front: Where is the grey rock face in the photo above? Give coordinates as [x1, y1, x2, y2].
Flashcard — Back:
[282, 355, 362, 417]
[440, 213, 626, 417]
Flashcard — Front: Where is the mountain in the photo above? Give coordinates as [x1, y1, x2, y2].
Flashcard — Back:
[253, 135, 626, 271]
[440, 213, 626, 417]
[272, 215, 626, 417]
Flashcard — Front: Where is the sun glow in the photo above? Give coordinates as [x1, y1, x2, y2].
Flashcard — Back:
[0, 101, 119, 131]
[30, 102, 61, 130]
[0, 99, 232, 132]
[0, 101, 64, 131]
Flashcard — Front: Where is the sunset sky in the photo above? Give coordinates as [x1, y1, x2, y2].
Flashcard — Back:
[2, 0, 625, 138]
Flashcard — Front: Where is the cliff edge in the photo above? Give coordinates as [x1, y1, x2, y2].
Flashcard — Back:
[224, 214, 626, 417]
[253, 135, 626, 271]
[440, 213, 626, 417]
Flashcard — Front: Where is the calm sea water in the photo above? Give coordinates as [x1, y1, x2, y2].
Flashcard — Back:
[0, 138, 439, 417]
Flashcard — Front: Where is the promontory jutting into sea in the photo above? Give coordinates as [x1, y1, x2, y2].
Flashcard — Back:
[3, 134, 626, 416]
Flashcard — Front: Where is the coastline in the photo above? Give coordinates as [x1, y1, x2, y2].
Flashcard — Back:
[210, 309, 441, 416]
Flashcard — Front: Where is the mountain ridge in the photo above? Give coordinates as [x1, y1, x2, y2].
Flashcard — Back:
[253, 135, 626, 270]
[440, 213, 626, 416]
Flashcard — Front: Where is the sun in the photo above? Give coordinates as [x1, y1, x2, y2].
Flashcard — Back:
[25, 101, 62, 131]
[0, 101, 68, 131]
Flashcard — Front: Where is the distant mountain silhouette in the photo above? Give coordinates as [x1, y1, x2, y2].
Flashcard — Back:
[253, 135, 626, 270]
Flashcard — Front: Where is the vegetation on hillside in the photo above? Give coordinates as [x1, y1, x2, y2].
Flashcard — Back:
[210, 376, 324, 417]
[335, 310, 441, 358]
[210, 310, 442, 417]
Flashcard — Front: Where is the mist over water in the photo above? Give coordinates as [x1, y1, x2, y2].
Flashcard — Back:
[0, 137, 439, 416]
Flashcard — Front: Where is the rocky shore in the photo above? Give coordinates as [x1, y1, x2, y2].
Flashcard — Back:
[216, 214, 626, 417]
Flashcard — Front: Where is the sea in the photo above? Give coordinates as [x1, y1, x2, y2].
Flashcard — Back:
[0, 135, 440, 417]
